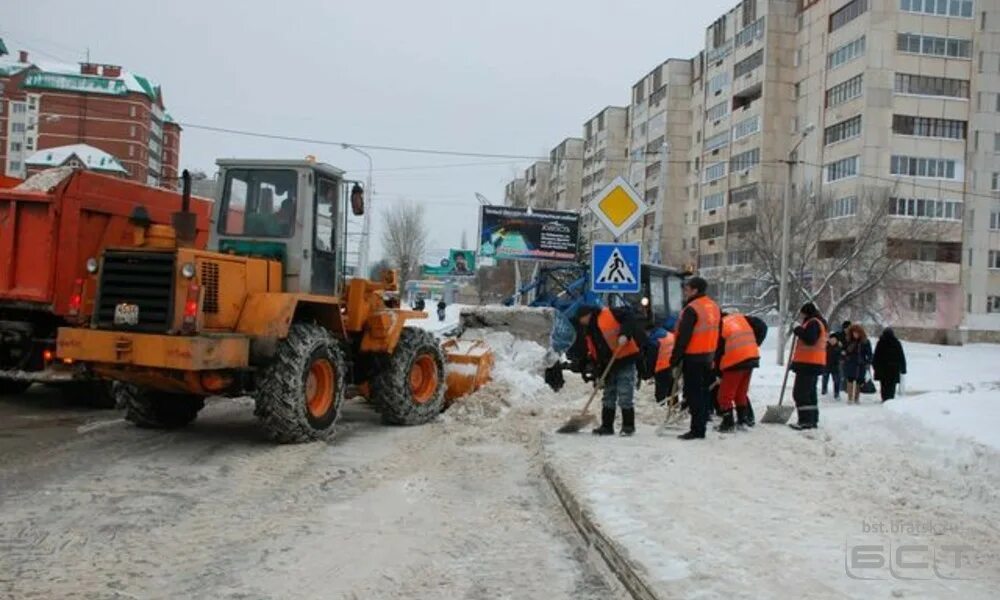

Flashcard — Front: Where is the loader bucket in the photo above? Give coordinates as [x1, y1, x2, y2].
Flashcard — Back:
[441, 338, 494, 406]
[458, 306, 555, 349]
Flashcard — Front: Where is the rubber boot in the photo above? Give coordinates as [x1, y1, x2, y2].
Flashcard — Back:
[592, 408, 615, 436]
[620, 408, 635, 437]
[715, 410, 736, 433]
[736, 405, 753, 429]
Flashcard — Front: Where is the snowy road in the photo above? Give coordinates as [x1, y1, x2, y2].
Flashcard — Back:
[0, 388, 619, 600]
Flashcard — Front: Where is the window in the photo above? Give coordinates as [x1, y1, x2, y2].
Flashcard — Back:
[704, 161, 727, 182]
[708, 72, 730, 95]
[908, 292, 937, 314]
[732, 115, 760, 140]
[993, 172, 1000, 191]
[27, 96, 37, 110]
[824, 115, 862, 145]
[705, 131, 730, 152]
[9, 142, 21, 152]
[130, 125, 137, 138]
[12, 102, 26, 114]
[988, 296, 1000, 313]
[989, 250, 1000, 270]
[828, 35, 866, 69]
[218, 169, 298, 238]
[989, 211, 1000, 230]
[894, 73, 969, 98]
[730, 184, 758, 204]
[889, 197, 963, 220]
[703, 193, 725, 211]
[900, 0, 973, 18]
[823, 195, 859, 219]
[699, 253, 723, 268]
[727, 249, 753, 265]
[892, 115, 966, 139]
[742, 0, 757, 26]
[735, 17, 765, 46]
[129, 145, 135, 157]
[890, 155, 960, 179]
[825, 156, 859, 182]
[826, 74, 864, 107]
[25, 137, 34, 151]
[731, 148, 760, 172]
[315, 178, 338, 252]
[897, 33, 972, 58]
[130, 105, 137, 118]
[11, 123, 24, 133]
[995, 133, 1000, 152]
[9, 160, 21, 171]
[700, 223, 725, 240]
[734, 50, 763, 79]
[830, 0, 868, 32]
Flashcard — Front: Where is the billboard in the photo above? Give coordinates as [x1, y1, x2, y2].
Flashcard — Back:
[422, 249, 476, 278]
[478, 206, 579, 262]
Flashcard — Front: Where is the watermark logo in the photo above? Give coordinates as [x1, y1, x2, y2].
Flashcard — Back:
[846, 520, 979, 581]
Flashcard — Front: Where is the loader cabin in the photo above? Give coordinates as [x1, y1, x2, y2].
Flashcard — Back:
[623, 264, 686, 329]
[212, 159, 363, 296]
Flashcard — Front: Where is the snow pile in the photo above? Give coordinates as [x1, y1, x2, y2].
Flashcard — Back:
[886, 387, 1000, 452]
[408, 303, 462, 335]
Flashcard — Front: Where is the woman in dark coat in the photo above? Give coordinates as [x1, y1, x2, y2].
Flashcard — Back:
[872, 328, 907, 402]
[843, 324, 872, 404]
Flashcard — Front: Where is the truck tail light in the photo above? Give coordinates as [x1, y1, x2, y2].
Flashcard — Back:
[68, 278, 84, 319]
[182, 282, 200, 334]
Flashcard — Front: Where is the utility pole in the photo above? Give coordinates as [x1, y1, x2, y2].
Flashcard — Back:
[777, 124, 815, 366]
[341, 144, 373, 277]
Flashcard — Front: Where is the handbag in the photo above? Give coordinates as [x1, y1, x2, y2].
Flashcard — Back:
[860, 367, 876, 394]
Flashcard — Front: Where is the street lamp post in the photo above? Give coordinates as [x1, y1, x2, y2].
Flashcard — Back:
[342, 144, 374, 278]
[777, 124, 815, 366]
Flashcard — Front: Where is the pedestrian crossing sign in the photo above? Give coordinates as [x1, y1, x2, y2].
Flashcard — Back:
[591, 242, 641, 293]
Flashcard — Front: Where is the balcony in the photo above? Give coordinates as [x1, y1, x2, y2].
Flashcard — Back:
[895, 261, 961, 284]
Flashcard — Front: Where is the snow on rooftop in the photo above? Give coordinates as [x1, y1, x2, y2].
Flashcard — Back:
[25, 143, 128, 174]
[0, 55, 161, 101]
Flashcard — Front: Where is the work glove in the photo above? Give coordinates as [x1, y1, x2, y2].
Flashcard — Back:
[544, 363, 565, 392]
[617, 334, 629, 347]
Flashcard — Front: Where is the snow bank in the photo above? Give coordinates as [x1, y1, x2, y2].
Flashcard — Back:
[887, 388, 1000, 452]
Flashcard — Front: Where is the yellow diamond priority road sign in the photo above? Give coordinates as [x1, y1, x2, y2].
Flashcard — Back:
[587, 176, 648, 239]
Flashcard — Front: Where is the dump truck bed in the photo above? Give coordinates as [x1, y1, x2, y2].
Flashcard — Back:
[0, 170, 212, 316]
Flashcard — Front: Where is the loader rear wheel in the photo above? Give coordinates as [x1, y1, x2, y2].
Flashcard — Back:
[254, 323, 345, 444]
[372, 327, 445, 426]
[118, 383, 205, 429]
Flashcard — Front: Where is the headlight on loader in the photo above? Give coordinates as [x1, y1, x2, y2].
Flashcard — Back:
[181, 262, 196, 279]
[86, 257, 99, 274]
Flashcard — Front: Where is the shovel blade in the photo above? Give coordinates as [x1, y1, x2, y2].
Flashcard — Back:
[760, 404, 795, 425]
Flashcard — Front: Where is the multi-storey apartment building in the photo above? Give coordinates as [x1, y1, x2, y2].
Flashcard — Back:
[0, 47, 180, 188]
[581, 106, 629, 245]
[548, 137, 584, 211]
[523, 160, 552, 209]
[627, 59, 695, 265]
[503, 177, 526, 207]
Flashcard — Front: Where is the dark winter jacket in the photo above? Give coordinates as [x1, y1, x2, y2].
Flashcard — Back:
[669, 293, 719, 368]
[843, 338, 873, 381]
[826, 330, 846, 367]
[872, 328, 907, 382]
[790, 316, 828, 375]
[582, 305, 649, 375]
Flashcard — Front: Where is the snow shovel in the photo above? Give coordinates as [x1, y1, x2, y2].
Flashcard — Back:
[556, 346, 623, 434]
[761, 337, 797, 425]
[655, 369, 686, 436]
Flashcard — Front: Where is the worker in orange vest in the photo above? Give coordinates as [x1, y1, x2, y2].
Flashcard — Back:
[644, 317, 677, 406]
[577, 304, 648, 436]
[790, 302, 828, 430]
[669, 277, 721, 440]
[714, 312, 761, 432]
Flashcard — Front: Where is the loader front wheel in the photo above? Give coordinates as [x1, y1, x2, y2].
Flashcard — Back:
[254, 323, 345, 444]
[118, 383, 205, 429]
[372, 327, 445, 426]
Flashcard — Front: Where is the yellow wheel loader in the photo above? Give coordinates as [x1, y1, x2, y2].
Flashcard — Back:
[56, 159, 492, 443]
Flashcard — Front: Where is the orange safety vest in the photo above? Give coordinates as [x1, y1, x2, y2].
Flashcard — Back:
[587, 308, 639, 360]
[677, 296, 721, 355]
[654, 332, 675, 373]
[792, 317, 828, 366]
[719, 314, 760, 370]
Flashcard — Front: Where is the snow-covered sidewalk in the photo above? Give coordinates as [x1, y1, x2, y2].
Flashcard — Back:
[541, 338, 1000, 599]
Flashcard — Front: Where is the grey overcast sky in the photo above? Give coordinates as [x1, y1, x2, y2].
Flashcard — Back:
[4, 0, 735, 263]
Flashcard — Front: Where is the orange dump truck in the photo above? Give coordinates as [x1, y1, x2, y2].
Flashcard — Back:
[0, 169, 211, 405]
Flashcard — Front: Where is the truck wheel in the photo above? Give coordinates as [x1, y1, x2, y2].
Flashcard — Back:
[371, 327, 445, 426]
[118, 383, 205, 429]
[61, 381, 118, 409]
[254, 323, 345, 444]
[0, 379, 32, 395]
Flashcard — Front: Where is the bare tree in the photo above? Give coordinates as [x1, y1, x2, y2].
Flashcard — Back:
[380, 202, 428, 285]
[727, 183, 947, 327]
